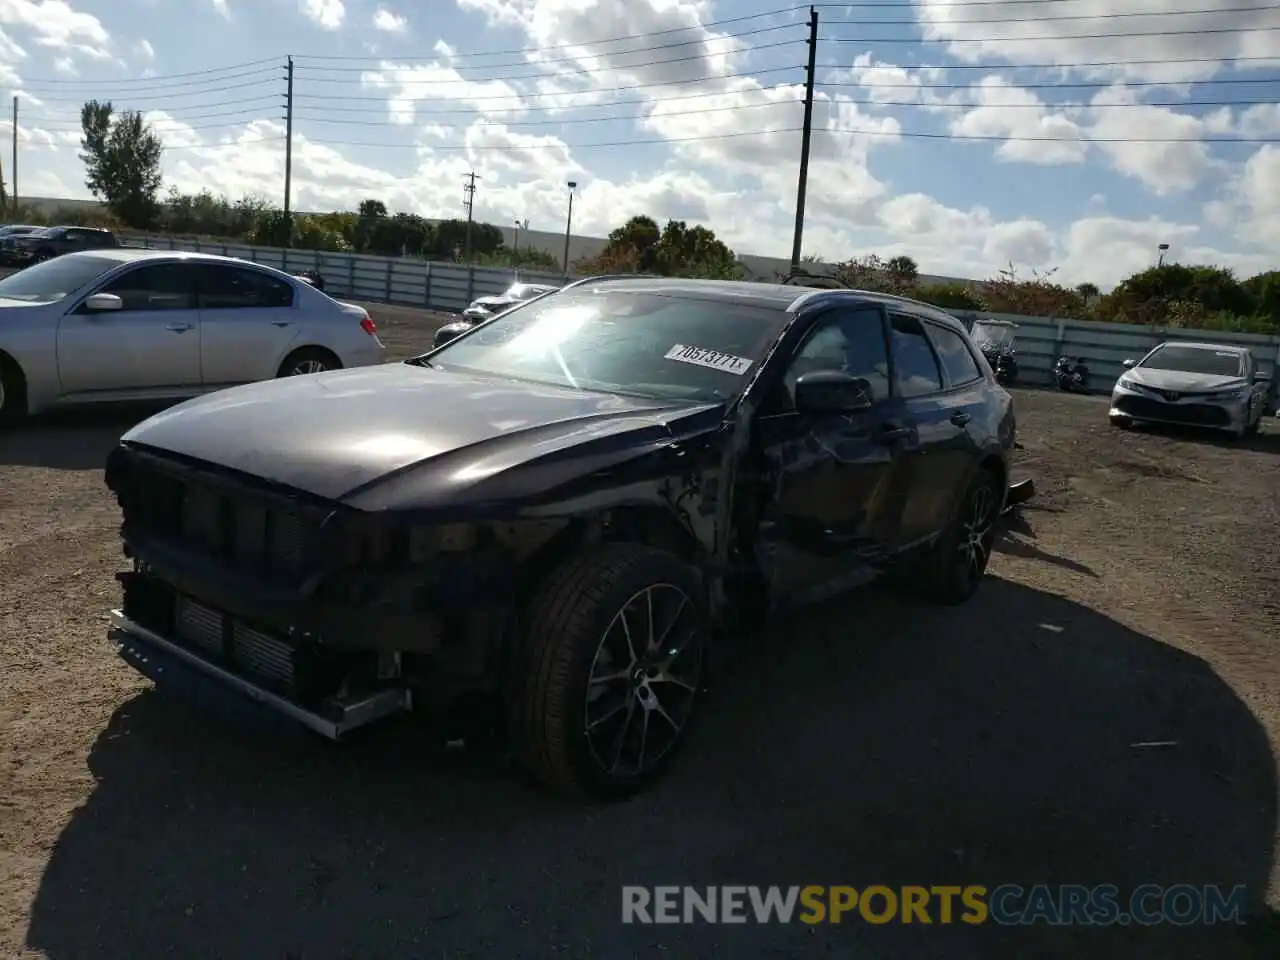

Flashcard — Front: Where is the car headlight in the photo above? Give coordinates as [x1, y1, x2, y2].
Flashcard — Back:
[1116, 375, 1137, 390]
[1205, 386, 1251, 402]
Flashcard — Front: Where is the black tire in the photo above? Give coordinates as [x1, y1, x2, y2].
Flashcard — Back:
[0, 354, 28, 427]
[277, 346, 341, 377]
[911, 468, 1002, 606]
[506, 543, 708, 801]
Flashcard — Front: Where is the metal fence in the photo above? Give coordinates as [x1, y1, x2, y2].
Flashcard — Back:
[121, 233, 571, 314]
[121, 233, 1280, 412]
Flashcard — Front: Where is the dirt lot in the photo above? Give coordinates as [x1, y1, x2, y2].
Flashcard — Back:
[1, 303, 1278, 959]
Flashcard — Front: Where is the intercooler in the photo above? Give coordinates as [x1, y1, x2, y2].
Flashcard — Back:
[173, 595, 296, 689]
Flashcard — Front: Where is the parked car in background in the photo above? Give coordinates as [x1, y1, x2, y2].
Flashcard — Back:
[0, 249, 385, 423]
[0, 225, 48, 265]
[1109, 341, 1269, 439]
[105, 276, 1030, 801]
[3, 225, 119, 267]
[433, 280, 560, 347]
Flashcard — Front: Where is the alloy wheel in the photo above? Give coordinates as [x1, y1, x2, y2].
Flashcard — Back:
[582, 583, 702, 779]
[957, 483, 997, 585]
[290, 359, 328, 375]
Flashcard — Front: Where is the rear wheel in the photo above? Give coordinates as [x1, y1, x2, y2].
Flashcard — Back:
[277, 346, 340, 377]
[910, 468, 1001, 606]
[506, 543, 707, 801]
[0, 354, 27, 427]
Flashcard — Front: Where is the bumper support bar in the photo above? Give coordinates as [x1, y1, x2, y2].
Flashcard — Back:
[109, 610, 411, 740]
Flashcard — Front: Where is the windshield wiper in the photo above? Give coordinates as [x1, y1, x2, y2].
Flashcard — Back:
[404, 355, 433, 368]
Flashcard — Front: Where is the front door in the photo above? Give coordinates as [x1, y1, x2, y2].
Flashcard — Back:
[753, 304, 913, 602]
[56, 261, 203, 396]
[195, 263, 301, 387]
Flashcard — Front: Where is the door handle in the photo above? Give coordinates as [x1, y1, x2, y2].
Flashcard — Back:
[271, 320, 292, 327]
[951, 412, 972, 426]
[876, 423, 911, 443]
[165, 323, 192, 332]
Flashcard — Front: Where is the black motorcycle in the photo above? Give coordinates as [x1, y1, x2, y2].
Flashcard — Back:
[970, 318, 1019, 386]
[1054, 355, 1090, 393]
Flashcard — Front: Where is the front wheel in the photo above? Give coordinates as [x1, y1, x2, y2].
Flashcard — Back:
[506, 544, 707, 801]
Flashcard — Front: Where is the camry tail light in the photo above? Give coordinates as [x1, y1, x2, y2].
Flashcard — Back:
[360, 314, 377, 336]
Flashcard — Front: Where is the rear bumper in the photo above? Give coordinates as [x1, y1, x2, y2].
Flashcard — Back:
[110, 609, 411, 739]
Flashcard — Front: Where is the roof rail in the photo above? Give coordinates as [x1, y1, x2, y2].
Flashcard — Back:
[779, 269, 850, 289]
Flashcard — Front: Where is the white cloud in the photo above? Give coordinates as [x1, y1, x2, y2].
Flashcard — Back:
[433, 39, 454, 59]
[948, 77, 1086, 165]
[300, 0, 343, 30]
[0, 0, 109, 56]
[51, 54, 74, 75]
[373, 7, 406, 33]
[211, 0, 228, 15]
[133, 38, 154, 62]
[845, 54, 951, 110]
[1238, 103, 1280, 139]
[361, 62, 527, 123]
[915, 0, 1280, 84]
[1086, 85, 1222, 194]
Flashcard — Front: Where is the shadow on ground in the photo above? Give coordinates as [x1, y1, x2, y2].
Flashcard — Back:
[0, 402, 172, 470]
[26, 579, 1277, 959]
[1127, 418, 1280, 455]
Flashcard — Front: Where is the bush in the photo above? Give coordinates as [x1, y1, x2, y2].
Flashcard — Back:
[916, 282, 983, 312]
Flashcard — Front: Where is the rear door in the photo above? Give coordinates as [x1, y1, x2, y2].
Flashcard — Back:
[886, 312, 973, 544]
[56, 261, 203, 394]
[753, 303, 913, 598]
[195, 263, 300, 387]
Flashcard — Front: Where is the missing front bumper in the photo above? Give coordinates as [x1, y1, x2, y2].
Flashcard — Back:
[109, 610, 411, 740]
[1003, 478, 1035, 514]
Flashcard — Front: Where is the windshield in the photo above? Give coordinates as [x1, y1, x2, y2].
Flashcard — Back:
[1140, 345, 1243, 377]
[0, 254, 115, 302]
[423, 289, 787, 401]
[971, 322, 1015, 349]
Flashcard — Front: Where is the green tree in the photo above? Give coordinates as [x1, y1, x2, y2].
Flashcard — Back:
[577, 215, 741, 278]
[79, 100, 164, 229]
[886, 255, 919, 288]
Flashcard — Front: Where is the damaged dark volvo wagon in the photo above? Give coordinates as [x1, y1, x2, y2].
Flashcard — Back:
[106, 276, 1032, 800]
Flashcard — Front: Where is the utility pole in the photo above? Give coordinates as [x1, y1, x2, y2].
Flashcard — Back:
[562, 181, 577, 274]
[283, 57, 294, 244]
[462, 171, 479, 259]
[11, 96, 17, 217]
[790, 6, 819, 271]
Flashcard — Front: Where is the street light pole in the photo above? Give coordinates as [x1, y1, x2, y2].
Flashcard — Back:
[562, 181, 577, 274]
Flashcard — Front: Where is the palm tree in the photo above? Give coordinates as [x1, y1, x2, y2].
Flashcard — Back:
[1076, 282, 1099, 303]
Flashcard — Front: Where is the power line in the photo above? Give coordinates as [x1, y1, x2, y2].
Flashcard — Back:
[819, 24, 1280, 42]
[13, 58, 282, 86]
[289, 66, 804, 103]
[292, 7, 807, 61]
[18, 66, 281, 93]
[823, 3, 1280, 25]
[818, 75, 1280, 91]
[293, 39, 804, 83]
[27, 77, 282, 103]
[306, 128, 806, 150]
[820, 54, 1280, 71]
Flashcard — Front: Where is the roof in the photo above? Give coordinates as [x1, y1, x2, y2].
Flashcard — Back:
[571, 275, 966, 328]
[68, 248, 283, 267]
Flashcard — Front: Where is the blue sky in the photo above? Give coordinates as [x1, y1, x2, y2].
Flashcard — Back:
[1, 0, 1278, 286]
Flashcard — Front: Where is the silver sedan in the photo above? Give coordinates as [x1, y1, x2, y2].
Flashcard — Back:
[1109, 340, 1270, 439]
[0, 249, 386, 423]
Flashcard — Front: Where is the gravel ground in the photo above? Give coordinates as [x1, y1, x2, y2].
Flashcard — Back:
[1, 303, 1278, 959]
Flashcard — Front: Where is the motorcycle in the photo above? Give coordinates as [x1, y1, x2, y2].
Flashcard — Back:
[1054, 355, 1090, 393]
[970, 318, 1019, 386]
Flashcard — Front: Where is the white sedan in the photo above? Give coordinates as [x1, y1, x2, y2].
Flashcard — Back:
[0, 249, 386, 423]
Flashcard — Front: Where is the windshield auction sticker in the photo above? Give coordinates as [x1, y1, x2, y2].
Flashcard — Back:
[665, 344, 753, 375]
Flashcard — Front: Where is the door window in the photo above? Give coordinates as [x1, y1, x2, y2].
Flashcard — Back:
[775, 306, 891, 411]
[198, 265, 296, 309]
[97, 263, 198, 311]
[889, 313, 944, 398]
[926, 322, 983, 387]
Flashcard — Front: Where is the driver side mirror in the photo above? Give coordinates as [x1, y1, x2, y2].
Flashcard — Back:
[83, 292, 123, 312]
[1122, 358, 1136, 368]
[794, 370, 873, 415]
